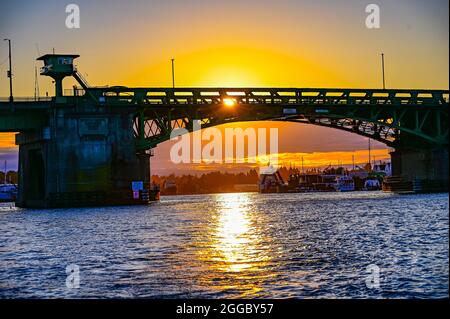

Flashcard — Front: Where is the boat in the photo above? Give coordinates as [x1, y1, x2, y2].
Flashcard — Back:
[0, 184, 18, 202]
[373, 162, 392, 176]
[162, 179, 177, 195]
[334, 175, 355, 192]
[311, 174, 337, 192]
[364, 178, 381, 191]
[259, 166, 287, 193]
[259, 164, 359, 193]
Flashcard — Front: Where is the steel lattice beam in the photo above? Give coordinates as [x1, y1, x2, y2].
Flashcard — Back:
[122, 88, 448, 150]
[1, 88, 448, 150]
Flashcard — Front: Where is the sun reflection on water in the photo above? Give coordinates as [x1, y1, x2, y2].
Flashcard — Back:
[215, 193, 254, 272]
[193, 193, 276, 296]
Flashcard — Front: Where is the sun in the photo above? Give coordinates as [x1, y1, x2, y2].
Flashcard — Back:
[223, 98, 236, 107]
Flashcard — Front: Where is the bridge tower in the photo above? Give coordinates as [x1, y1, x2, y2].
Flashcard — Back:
[13, 54, 158, 208]
[37, 54, 80, 96]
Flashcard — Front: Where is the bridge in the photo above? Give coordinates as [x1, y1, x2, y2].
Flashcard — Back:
[1, 54, 448, 208]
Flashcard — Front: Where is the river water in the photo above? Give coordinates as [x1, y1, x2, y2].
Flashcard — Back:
[0, 192, 448, 298]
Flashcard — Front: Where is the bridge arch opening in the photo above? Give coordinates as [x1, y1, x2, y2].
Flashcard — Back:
[149, 121, 392, 175]
[0, 133, 19, 202]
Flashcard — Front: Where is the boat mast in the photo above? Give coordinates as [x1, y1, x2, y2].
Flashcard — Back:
[301, 157, 304, 174]
[4, 160, 6, 184]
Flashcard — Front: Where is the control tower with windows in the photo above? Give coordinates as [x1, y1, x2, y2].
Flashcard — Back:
[37, 54, 89, 96]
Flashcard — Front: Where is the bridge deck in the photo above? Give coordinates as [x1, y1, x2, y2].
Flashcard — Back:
[85, 87, 449, 108]
[1, 88, 448, 109]
[1, 88, 448, 147]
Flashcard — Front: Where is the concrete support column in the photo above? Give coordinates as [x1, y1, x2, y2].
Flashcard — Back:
[15, 106, 158, 208]
[384, 147, 449, 193]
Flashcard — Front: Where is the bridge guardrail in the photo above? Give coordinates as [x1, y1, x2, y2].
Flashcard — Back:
[0, 97, 53, 102]
[83, 88, 449, 108]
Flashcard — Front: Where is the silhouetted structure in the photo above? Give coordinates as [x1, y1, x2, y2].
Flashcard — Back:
[0, 53, 448, 207]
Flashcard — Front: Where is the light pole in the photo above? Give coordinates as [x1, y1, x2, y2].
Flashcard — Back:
[171, 58, 175, 88]
[381, 53, 386, 90]
[3, 39, 13, 103]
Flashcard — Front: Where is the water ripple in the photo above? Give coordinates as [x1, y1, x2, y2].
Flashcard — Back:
[0, 192, 448, 298]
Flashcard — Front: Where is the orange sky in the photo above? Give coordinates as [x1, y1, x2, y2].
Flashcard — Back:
[1, 0, 448, 96]
[0, 0, 448, 172]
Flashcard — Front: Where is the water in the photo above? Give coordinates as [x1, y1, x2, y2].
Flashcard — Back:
[0, 192, 448, 299]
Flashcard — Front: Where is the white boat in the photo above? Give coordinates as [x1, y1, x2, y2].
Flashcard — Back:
[0, 184, 18, 202]
[373, 162, 392, 176]
[364, 178, 381, 191]
[334, 176, 355, 192]
[258, 166, 287, 193]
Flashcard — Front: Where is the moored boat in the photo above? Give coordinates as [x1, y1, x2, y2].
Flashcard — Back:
[162, 179, 177, 195]
[0, 184, 18, 202]
[364, 178, 381, 191]
[334, 175, 355, 192]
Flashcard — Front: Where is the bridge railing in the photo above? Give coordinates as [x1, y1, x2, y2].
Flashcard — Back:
[2, 88, 447, 107]
[63, 88, 86, 96]
[0, 96, 53, 102]
[85, 87, 449, 107]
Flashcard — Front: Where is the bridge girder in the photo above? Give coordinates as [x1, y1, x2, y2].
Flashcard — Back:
[118, 87, 449, 150]
[133, 107, 447, 149]
[1, 88, 448, 150]
[0, 110, 48, 132]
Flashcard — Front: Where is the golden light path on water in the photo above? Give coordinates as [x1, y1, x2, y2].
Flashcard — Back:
[193, 193, 278, 297]
[214, 193, 263, 272]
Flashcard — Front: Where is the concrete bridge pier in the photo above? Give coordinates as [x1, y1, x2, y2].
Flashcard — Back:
[384, 146, 449, 193]
[15, 110, 157, 208]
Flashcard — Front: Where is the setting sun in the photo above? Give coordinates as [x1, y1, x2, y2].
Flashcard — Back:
[223, 98, 236, 107]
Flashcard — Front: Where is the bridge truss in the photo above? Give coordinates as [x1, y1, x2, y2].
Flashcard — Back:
[1, 88, 448, 150]
[84, 87, 449, 149]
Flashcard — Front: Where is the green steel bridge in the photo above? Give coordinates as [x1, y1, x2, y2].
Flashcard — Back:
[0, 54, 448, 207]
[2, 87, 448, 148]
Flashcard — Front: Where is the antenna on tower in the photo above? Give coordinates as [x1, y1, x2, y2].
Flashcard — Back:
[34, 43, 41, 101]
[35, 43, 41, 56]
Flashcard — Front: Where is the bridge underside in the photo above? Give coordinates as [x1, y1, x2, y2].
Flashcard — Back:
[132, 101, 448, 194]
[1, 87, 448, 207]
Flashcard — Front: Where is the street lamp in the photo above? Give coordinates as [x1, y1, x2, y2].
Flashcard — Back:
[3, 39, 13, 103]
[381, 53, 386, 90]
[171, 58, 175, 88]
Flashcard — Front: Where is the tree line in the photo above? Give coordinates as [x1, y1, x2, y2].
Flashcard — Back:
[0, 171, 18, 184]
[152, 169, 259, 195]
